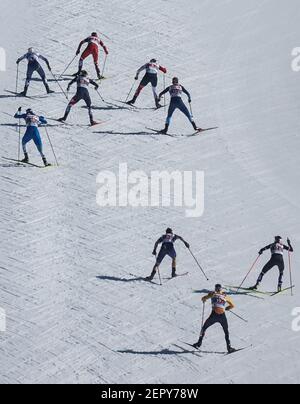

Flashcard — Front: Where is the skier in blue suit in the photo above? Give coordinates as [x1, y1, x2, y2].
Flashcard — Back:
[158, 77, 202, 134]
[14, 107, 50, 166]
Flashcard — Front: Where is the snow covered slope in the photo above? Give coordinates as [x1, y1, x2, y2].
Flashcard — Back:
[0, 0, 300, 384]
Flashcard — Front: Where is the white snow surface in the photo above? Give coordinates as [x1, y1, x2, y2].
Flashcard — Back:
[0, 0, 300, 384]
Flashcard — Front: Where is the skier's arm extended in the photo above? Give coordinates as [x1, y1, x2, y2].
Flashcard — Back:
[182, 86, 192, 103]
[89, 79, 99, 89]
[175, 235, 190, 249]
[39, 54, 51, 71]
[67, 78, 77, 91]
[284, 239, 294, 253]
[259, 244, 272, 255]
[14, 108, 26, 120]
[152, 237, 163, 256]
[135, 64, 147, 80]
[159, 86, 170, 99]
[99, 40, 109, 55]
[16, 54, 27, 64]
[38, 116, 48, 125]
[159, 65, 167, 74]
[202, 292, 214, 303]
[225, 296, 235, 311]
[76, 38, 88, 55]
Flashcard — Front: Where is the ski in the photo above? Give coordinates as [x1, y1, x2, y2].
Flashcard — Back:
[5, 89, 55, 99]
[164, 272, 189, 281]
[186, 127, 219, 137]
[225, 285, 273, 296]
[2, 157, 52, 169]
[182, 342, 252, 355]
[271, 285, 295, 297]
[128, 273, 160, 286]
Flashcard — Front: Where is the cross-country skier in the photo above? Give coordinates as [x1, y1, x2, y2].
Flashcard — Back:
[14, 107, 50, 166]
[157, 77, 201, 134]
[146, 228, 190, 281]
[127, 59, 167, 109]
[58, 70, 99, 126]
[250, 236, 294, 292]
[193, 284, 236, 354]
[74, 32, 109, 80]
[16, 48, 54, 96]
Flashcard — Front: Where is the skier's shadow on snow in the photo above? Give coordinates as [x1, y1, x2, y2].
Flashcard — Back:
[117, 348, 191, 356]
[93, 130, 162, 136]
[0, 94, 17, 99]
[29, 77, 69, 83]
[193, 289, 262, 300]
[96, 275, 145, 283]
[0, 123, 23, 128]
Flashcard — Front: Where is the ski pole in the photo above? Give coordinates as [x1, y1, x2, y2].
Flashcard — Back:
[236, 255, 260, 293]
[228, 310, 248, 323]
[163, 74, 166, 112]
[17, 118, 21, 164]
[101, 55, 108, 81]
[201, 301, 206, 332]
[44, 126, 59, 166]
[189, 101, 194, 118]
[188, 248, 209, 281]
[157, 268, 163, 286]
[96, 89, 105, 103]
[58, 55, 77, 80]
[125, 80, 136, 104]
[288, 251, 293, 296]
[49, 70, 69, 100]
[15, 64, 19, 96]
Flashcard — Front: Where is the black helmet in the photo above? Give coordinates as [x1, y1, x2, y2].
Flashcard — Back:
[80, 70, 88, 77]
[150, 58, 157, 63]
[275, 236, 282, 242]
[215, 284, 222, 292]
[91, 32, 98, 37]
[166, 228, 173, 234]
[172, 77, 179, 84]
[26, 108, 34, 115]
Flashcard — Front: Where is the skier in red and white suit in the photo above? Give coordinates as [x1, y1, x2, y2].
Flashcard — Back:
[127, 59, 167, 108]
[75, 32, 109, 79]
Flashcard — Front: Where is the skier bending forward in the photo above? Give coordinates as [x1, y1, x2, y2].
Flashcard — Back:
[146, 228, 190, 281]
[193, 284, 236, 354]
[158, 77, 202, 134]
[14, 107, 50, 166]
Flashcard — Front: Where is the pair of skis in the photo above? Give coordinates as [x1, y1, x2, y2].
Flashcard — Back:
[227, 285, 295, 297]
[2, 157, 53, 169]
[176, 342, 252, 356]
[147, 127, 218, 137]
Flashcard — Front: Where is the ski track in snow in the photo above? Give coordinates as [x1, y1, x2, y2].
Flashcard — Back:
[0, 0, 300, 384]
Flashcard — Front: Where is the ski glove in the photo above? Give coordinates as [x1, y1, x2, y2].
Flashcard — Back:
[76, 49, 81, 56]
[18, 107, 22, 112]
[135, 75, 139, 80]
[259, 249, 264, 255]
[287, 238, 292, 246]
[185, 242, 190, 249]
[152, 251, 157, 256]
[188, 99, 192, 104]
[95, 85, 99, 90]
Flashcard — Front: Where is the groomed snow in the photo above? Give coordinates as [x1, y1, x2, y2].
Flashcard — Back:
[0, 0, 300, 384]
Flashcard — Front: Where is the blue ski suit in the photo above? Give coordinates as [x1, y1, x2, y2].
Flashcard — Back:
[14, 111, 47, 157]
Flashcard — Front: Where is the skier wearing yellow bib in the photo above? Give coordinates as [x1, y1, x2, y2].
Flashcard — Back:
[193, 284, 236, 354]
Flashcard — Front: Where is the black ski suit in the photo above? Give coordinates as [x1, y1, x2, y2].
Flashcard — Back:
[257, 242, 293, 287]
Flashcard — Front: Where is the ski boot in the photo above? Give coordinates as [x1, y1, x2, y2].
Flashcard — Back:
[249, 283, 259, 291]
[277, 285, 282, 293]
[172, 268, 177, 278]
[145, 269, 156, 282]
[58, 117, 66, 123]
[192, 121, 202, 132]
[90, 120, 99, 127]
[47, 89, 55, 94]
[155, 99, 163, 109]
[193, 338, 203, 350]
[42, 157, 51, 167]
[126, 96, 137, 106]
[227, 346, 237, 354]
[21, 153, 29, 163]
[159, 124, 169, 135]
[19, 86, 28, 97]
